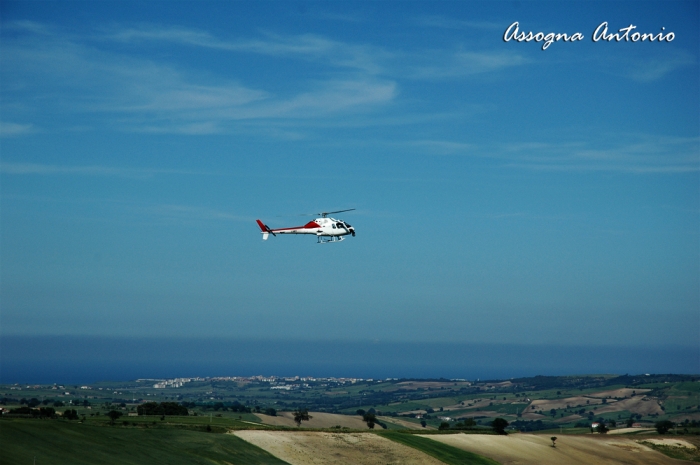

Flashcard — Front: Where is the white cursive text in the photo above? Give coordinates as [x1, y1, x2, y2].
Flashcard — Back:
[503, 22, 584, 50]
[592, 22, 674, 42]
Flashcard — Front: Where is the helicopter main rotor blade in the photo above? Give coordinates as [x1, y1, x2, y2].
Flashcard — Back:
[318, 208, 355, 217]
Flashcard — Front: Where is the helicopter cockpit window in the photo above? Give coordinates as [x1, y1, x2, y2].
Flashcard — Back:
[336, 223, 343, 228]
[344, 223, 351, 227]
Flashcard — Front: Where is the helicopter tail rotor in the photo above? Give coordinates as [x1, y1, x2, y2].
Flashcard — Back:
[256, 219, 276, 240]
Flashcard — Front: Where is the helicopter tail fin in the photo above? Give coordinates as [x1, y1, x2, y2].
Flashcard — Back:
[256, 219, 275, 240]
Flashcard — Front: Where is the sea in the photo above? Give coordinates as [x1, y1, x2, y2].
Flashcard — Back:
[1, 335, 697, 384]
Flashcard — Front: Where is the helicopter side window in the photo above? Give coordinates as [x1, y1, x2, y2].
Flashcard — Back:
[332, 224, 336, 229]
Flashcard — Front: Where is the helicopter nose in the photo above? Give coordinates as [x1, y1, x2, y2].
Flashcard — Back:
[351, 229, 355, 237]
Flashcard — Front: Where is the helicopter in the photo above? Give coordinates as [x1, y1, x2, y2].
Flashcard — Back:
[256, 209, 356, 244]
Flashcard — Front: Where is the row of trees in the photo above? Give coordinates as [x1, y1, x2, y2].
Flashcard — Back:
[1, 397, 89, 408]
[137, 402, 189, 416]
[7, 406, 81, 420]
[435, 417, 509, 434]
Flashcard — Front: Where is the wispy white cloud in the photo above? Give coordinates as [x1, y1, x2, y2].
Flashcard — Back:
[2, 23, 400, 135]
[407, 51, 529, 79]
[103, 24, 528, 81]
[403, 134, 699, 174]
[407, 140, 477, 155]
[105, 26, 385, 74]
[416, 15, 504, 31]
[625, 50, 696, 82]
[145, 204, 252, 222]
[0, 122, 34, 136]
[0, 162, 219, 178]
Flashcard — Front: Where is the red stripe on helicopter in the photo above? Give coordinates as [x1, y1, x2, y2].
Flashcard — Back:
[269, 221, 321, 232]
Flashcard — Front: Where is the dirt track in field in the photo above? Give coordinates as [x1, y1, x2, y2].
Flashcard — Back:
[421, 433, 689, 465]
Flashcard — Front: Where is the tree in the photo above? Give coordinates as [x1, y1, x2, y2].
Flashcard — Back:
[38, 407, 56, 418]
[597, 422, 609, 434]
[356, 409, 366, 416]
[626, 417, 635, 428]
[265, 407, 277, 416]
[463, 418, 476, 428]
[551, 437, 557, 447]
[63, 409, 79, 420]
[107, 410, 123, 424]
[438, 422, 450, 430]
[655, 420, 674, 435]
[363, 412, 377, 429]
[420, 420, 427, 428]
[492, 418, 509, 435]
[293, 408, 312, 426]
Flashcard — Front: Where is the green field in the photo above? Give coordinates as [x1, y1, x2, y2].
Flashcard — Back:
[380, 431, 500, 465]
[1, 419, 288, 465]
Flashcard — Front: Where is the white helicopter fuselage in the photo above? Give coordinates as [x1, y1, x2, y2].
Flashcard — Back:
[256, 217, 355, 242]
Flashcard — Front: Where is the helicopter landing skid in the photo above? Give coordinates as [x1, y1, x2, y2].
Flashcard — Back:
[317, 236, 345, 244]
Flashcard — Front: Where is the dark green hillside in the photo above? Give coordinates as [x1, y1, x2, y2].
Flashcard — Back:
[1, 420, 288, 465]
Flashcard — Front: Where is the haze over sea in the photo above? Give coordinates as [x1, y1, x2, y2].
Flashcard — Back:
[1, 336, 696, 385]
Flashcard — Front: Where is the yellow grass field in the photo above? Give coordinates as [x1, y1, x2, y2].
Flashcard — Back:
[644, 438, 697, 449]
[254, 412, 371, 429]
[594, 396, 664, 416]
[420, 433, 689, 465]
[528, 396, 604, 411]
[588, 388, 651, 398]
[607, 427, 655, 435]
[234, 431, 446, 465]
[525, 392, 662, 416]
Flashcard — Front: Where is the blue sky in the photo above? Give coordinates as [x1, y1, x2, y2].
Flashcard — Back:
[1, 1, 698, 350]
